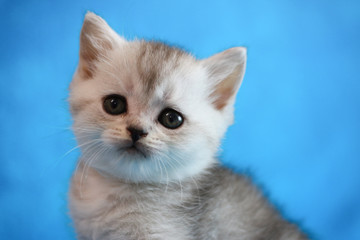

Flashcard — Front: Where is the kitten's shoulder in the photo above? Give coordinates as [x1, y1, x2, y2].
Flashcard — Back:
[196, 165, 266, 218]
[199, 165, 308, 240]
[203, 165, 255, 193]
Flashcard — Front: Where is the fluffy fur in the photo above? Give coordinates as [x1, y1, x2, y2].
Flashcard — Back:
[69, 12, 307, 240]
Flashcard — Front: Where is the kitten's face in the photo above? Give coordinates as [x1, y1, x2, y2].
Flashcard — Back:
[70, 13, 246, 183]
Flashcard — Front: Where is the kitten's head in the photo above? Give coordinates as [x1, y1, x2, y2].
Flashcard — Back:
[69, 12, 246, 183]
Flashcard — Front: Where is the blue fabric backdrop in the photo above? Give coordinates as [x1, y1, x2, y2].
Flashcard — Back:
[1, 0, 359, 239]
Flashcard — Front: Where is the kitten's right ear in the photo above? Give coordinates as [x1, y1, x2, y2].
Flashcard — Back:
[202, 47, 247, 111]
[78, 12, 125, 79]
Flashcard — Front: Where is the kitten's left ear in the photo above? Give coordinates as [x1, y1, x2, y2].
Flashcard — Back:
[202, 47, 247, 110]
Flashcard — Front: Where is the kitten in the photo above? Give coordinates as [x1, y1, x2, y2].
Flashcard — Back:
[69, 12, 307, 240]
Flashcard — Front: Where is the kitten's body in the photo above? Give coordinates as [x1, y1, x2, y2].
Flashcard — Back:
[69, 12, 307, 240]
[70, 164, 304, 240]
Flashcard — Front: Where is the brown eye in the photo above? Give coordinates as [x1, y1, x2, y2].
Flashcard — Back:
[103, 94, 127, 115]
[158, 108, 184, 129]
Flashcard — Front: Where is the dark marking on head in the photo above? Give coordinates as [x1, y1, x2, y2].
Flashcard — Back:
[136, 41, 187, 95]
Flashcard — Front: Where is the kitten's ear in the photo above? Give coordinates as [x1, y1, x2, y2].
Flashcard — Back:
[202, 47, 247, 110]
[78, 12, 125, 79]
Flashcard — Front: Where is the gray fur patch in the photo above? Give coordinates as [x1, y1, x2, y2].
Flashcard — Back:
[136, 41, 187, 95]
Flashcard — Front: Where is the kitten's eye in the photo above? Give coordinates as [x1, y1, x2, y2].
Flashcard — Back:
[158, 108, 184, 129]
[103, 94, 127, 115]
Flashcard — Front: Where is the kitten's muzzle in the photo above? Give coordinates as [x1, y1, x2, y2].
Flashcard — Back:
[127, 126, 147, 143]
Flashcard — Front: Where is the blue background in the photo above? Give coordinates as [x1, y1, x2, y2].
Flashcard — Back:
[1, 0, 359, 239]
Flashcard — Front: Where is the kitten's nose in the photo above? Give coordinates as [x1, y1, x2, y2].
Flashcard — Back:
[126, 126, 147, 143]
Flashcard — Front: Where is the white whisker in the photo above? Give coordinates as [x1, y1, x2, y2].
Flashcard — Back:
[63, 138, 102, 158]
[79, 143, 107, 197]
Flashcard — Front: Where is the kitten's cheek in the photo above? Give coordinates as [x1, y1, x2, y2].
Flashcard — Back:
[101, 131, 121, 145]
[102, 138, 116, 149]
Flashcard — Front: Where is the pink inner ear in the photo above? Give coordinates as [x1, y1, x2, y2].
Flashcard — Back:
[211, 65, 242, 110]
[79, 60, 95, 79]
[213, 87, 234, 110]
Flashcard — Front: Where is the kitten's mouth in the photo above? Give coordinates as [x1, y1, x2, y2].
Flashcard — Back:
[118, 144, 147, 158]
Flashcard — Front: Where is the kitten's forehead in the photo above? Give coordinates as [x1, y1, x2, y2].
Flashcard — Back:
[135, 41, 190, 95]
